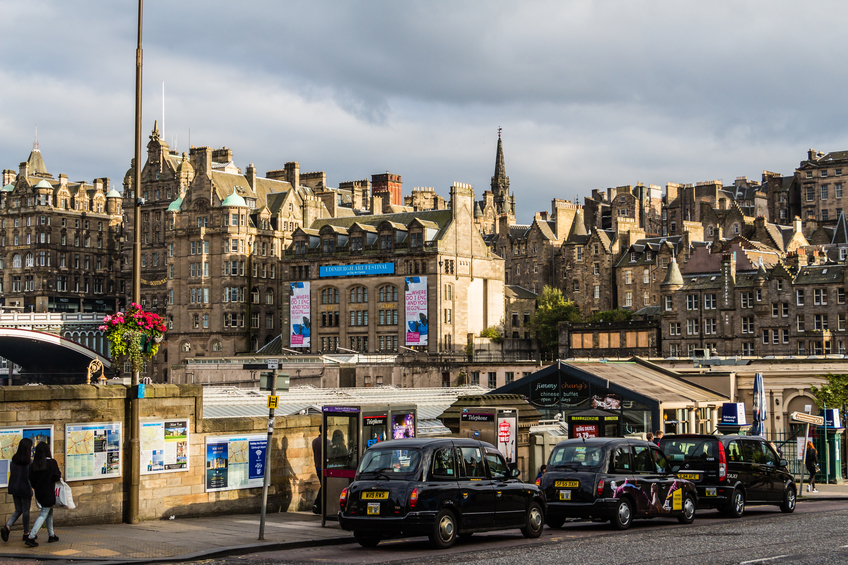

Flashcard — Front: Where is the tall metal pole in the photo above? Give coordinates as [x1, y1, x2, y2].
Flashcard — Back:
[259, 371, 279, 540]
[129, 0, 144, 525]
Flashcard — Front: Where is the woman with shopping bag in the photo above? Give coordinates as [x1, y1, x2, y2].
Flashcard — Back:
[26, 442, 61, 547]
[2, 438, 34, 542]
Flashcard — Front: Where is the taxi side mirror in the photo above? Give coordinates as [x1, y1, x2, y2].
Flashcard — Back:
[672, 465, 680, 473]
[779, 458, 788, 467]
[510, 468, 521, 479]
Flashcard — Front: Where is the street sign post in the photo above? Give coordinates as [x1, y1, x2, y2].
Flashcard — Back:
[267, 359, 279, 370]
[790, 412, 823, 425]
[267, 395, 279, 410]
[258, 371, 288, 540]
[792, 410, 822, 497]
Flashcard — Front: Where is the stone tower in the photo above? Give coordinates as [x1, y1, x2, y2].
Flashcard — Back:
[491, 129, 515, 217]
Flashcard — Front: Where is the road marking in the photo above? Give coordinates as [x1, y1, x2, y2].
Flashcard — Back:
[739, 556, 788, 565]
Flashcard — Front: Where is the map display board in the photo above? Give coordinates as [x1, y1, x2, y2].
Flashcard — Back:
[205, 434, 267, 493]
[0, 426, 53, 488]
[65, 422, 122, 482]
[140, 419, 190, 475]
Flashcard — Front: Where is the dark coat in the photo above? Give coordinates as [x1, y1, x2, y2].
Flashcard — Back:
[805, 447, 819, 471]
[7, 461, 32, 498]
[312, 435, 322, 471]
[29, 458, 61, 508]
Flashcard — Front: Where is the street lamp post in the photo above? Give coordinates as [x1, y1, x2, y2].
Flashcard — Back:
[129, 0, 144, 525]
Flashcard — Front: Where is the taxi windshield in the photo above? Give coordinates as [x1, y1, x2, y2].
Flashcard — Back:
[358, 448, 421, 476]
[549, 445, 605, 469]
[662, 438, 717, 464]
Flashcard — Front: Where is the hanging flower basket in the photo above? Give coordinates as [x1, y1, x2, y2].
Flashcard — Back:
[99, 303, 167, 369]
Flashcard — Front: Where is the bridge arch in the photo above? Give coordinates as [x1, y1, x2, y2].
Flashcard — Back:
[0, 328, 112, 374]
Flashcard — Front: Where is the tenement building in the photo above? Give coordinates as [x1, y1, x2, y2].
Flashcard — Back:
[0, 142, 123, 313]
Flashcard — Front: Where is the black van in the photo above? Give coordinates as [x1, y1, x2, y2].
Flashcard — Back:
[659, 434, 796, 517]
[338, 438, 545, 549]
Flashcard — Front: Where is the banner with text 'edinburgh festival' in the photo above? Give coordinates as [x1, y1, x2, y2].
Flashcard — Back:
[405, 276, 428, 346]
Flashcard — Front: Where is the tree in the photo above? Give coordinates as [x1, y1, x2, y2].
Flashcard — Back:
[811, 374, 848, 425]
[527, 286, 582, 356]
[480, 325, 504, 344]
[586, 308, 633, 323]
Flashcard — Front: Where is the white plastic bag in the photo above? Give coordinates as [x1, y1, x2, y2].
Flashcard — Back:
[54, 479, 76, 510]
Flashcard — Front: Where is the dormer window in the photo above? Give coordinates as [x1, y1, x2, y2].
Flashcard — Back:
[351, 236, 363, 251]
[380, 234, 392, 251]
[322, 238, 335, 254]
[295, 241, 306, 255]
[410, 232, 423, 248]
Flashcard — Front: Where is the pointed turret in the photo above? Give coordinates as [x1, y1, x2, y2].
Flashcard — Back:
[567, 209, 588, 240]
[661, 257, 684, 287]
[490, 128, 511, 216]
[26, 129, 48, 177]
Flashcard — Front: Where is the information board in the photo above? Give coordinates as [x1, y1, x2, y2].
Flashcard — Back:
[0, 426, 53, 488]
[140, 419, 190, 475]
[65, 422, 122, 482]
[205, 434, 267, 493]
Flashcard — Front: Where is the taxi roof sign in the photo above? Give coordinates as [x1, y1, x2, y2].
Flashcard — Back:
[791, 411, 824, 425]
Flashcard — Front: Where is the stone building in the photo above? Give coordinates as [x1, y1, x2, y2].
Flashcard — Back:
[475, 133, 515, 235]
[0, 142, 123, 313]
[796, 148, 848, 236]
[584, 183, 662, 236]
[282, 182, 505, 355]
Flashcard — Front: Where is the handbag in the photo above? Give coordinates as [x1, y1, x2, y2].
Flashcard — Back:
[53, 479, 76, 510]
[815, 463, 821, 474]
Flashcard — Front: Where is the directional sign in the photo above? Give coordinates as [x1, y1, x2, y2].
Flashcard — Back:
[267, 395, 279, 409]
[791, 411, 824, 425]
[267, 359, 279, 370]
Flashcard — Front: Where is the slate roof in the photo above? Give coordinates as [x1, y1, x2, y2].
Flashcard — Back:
[309, 209, 454, 241]
[794, 264, 845, 285]
[505, 285, 539, 300]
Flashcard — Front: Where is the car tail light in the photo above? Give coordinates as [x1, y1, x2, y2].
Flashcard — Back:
[409, 487, 419, 509]
[717, 440, 727, 482]
[597, 479, 605, 497]
[339, 487, 349, 509]
[535, 477, 541, 487]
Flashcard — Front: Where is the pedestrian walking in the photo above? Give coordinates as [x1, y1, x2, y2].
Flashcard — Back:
[1, 438, 34, 542]
[312, 425, 323, 515]
[26, 442, 61, 547]
[805, 441, 819, 493]
[654, 430, 664, 445]
[646, 432, 654, 443]
[535, 464, 547, 481]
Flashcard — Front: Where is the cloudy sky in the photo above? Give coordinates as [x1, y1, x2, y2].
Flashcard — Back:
[2, 1, 847, 224]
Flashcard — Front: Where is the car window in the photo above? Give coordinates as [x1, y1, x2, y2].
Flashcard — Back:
[726, 440, 744, 462]
[431, 447, 456, 479]
[742, 440, 766, 463]
[662, 438, 717, 463]
[760, 442, 780, 466]
[485, 450, 509, 480]
[611, 446, 632, 473]
[633, 445, 653, 473]
[650, 447, 669, 473]
[458, 446, 487, 479]
[358, 448, 421, 475]
[549, 445, 604, 469]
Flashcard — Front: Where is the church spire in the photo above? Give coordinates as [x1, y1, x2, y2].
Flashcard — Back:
[491, 128, 511, 215]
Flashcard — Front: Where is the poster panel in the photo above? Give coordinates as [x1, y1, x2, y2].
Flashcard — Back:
[205, 434, 267, 492]
[496, 415, 517, 464]
[65, 422, 122, 482]
[404, 276, 428, 346]
[392, 414, 416, 439]
[573, 424, 598, 439]
[140, 419, 190, 475]
[0, 426, 53, 488]
[290, 281, 311, 348]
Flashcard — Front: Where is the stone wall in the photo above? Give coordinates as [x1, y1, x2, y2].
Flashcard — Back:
[0, 384, 320, 525]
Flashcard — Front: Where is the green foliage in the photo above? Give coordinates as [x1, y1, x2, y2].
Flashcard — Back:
[586, 309, 633, 323]
[480, 325, 504, 344]
[810, 374, 848, 413]
[100, 303, 168, 371]
[527, 286, 582, 355]
[465, 342, 474, 360]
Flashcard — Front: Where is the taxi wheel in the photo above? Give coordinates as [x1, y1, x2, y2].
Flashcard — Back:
[521, 501, 544, 538]
[780, 487, 796, 513]
[354, 532, 381, 548]
[429, 509, 457, 549]
[611, 498, 633, 530]
[725, 489, 745, 519]
[677, 494, 696, 524]
[545, 516, 566, 529]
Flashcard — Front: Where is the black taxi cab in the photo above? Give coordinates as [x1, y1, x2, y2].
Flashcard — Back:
[540, 437, 698, 530]
[338, 438, 545, 549]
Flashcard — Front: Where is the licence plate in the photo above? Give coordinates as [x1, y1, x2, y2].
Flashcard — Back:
[362, 491, 389, 500]
[705, 488, 717, 497]
[555, 480, 579, 488]
[559, 490, 572, 501]
[367, 503, 380, 515]
[677, 473, 700, 480]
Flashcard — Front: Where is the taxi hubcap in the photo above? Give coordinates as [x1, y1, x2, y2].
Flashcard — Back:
[787, 491, 795, 508]
[439, 515, 454, 540]
[684, 497, 695, 519]
[619, 502, 631, 524]
[530, 507, 542, 529]
[735, 493, 744, 513]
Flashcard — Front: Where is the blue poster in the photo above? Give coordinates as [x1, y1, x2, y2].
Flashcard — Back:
[249, 439, 267, 480]
[319, 263, 395, 278]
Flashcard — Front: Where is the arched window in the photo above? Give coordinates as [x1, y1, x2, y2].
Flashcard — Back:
[182, 342, 191, 352]
[378, 285, 398, 302]
[24, 253, 33, 267]
[265, 288, 274, 304]
[251, 287, 260, 304]
[12, 254, 21, 268]
[251, 335, 259, 351]
[321, 287, 339, 304]
[350, 286, 368, 303]
[212, 341, 223, 352]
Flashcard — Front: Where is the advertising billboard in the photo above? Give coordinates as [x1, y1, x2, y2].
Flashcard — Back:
[319, 263, 395, 277]
[290, 282, 311, 348]
[205, 434, 267, 493]
[405, 276, 428, 346]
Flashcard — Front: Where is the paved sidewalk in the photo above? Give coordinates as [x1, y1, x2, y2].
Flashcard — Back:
[796, 481, 848, 500]
[0, 511, 351, 563]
